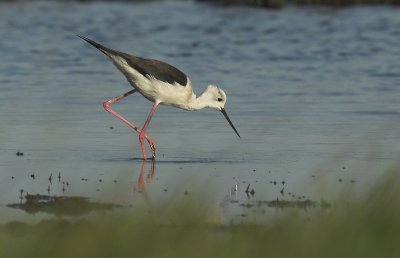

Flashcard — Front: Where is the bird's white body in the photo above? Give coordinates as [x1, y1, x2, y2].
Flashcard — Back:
[112, 54, 192, 109]
[108, 52, 225, 111]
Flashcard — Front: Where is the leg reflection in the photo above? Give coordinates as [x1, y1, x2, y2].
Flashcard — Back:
[137, 160, 156, 208]
[137, 160, 155, 192]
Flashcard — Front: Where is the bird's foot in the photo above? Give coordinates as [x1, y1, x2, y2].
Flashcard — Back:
[138, 131, 156, 160]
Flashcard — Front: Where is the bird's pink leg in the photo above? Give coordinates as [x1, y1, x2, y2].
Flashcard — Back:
[103, 89, 156, 159]
[138, 101, 160, 160]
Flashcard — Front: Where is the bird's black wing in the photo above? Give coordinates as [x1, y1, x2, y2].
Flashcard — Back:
[78, 35, 188, 86]
[123, 55, 188, 86]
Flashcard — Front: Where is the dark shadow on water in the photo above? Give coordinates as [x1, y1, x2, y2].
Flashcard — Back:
[102, 157, 243, 164]
[6, 161, 155, 217]
[7, 194, 122, 217]
[157, 159, 242, 164]
[348, 110, 400, 117]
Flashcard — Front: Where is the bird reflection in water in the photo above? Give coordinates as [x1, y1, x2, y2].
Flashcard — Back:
[135, 160, 156, 208]
[137, 160, 155, 193]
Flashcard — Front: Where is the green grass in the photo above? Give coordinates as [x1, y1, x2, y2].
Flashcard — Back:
[1, 167, 400, 258]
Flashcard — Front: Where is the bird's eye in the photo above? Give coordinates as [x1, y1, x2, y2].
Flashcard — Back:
[217, 98, 223, 102]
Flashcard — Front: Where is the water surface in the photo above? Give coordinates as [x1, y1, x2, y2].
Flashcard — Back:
[0, 1, 399, 223]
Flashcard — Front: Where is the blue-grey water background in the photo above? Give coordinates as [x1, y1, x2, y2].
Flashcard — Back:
[0, 1, 399, 223]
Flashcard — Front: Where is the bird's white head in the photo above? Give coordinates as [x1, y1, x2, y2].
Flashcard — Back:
[198, 85, 240, 138]
[201, 85, 227, 111]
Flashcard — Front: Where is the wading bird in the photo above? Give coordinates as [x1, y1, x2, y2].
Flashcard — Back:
[78, 35, 240, 160]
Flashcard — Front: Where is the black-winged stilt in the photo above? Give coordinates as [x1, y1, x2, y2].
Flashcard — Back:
[78, 35, 240, 160]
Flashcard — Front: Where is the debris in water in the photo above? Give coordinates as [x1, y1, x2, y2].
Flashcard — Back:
[245, 184, 250, 194]
[250, 189, 255, 197]
[240, 203, 253, 208]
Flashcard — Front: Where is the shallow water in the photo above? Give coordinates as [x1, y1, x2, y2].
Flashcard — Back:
[0, 1, 399, 223]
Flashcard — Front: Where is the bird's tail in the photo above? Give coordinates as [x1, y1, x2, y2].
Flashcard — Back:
[77, 35, 119, 59]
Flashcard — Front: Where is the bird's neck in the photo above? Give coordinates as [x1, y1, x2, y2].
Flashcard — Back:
[186, 92, 210, 111]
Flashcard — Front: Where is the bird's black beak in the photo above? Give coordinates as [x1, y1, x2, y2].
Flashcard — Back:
[221, 108, 240, 138]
